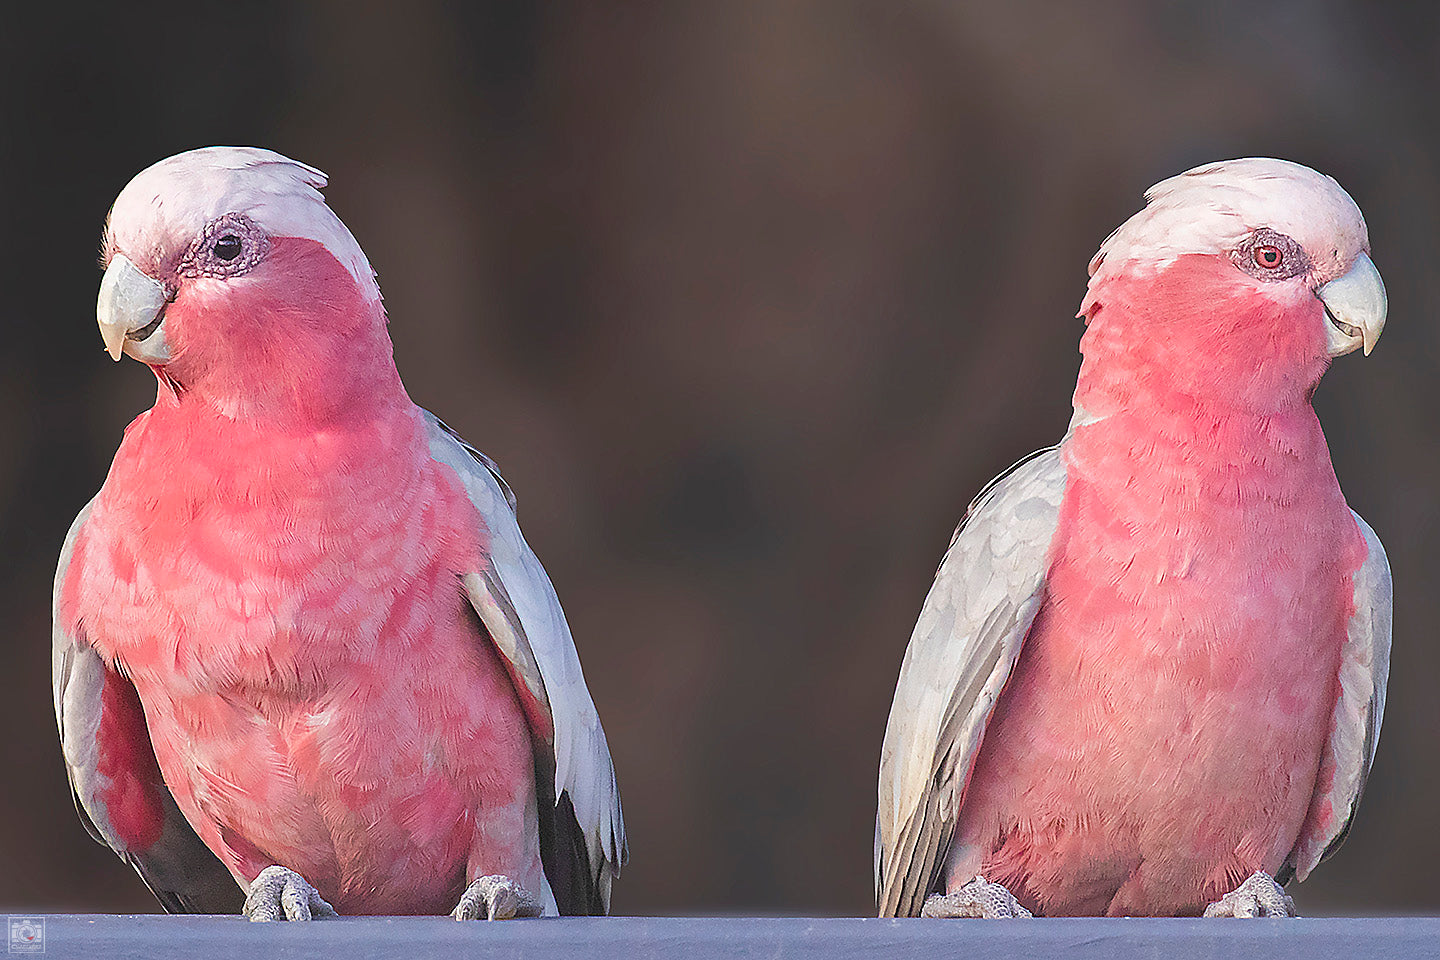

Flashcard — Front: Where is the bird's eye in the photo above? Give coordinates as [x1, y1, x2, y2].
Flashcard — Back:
[1253, 245, 1283, 269]
[1234, 229, 1308, 282]
[179, 213, 267, 279]
[213, 235, 242, 261]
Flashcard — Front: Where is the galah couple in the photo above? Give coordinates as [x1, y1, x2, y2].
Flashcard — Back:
[54, 147, 624, 920]
[876, 158, 1391, 918]
[55, 149, 1390, 921]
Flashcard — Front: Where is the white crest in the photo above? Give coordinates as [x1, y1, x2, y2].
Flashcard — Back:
[107, 147, 378, 301]
[1090, 158, 1370, 284]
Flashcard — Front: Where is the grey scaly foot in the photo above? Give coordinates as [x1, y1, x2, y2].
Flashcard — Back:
[243, 865, 339, 922]
[452, 875, 543, 921]
[922, 875, 1033, 918]
[1203, 871, 1296, 918]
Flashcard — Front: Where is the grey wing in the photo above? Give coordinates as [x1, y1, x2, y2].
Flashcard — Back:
[1283, 511, 1392, 883]
[426, 412, 626, 915]
[53, 502, 242, 914]
[875, 447, 1067, 918]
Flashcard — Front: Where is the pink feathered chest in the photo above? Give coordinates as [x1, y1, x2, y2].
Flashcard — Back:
[57, 402, 538, 912]
[959, 403, 1366, 915]
[1048, 405, 1363, 680]
[62, 403, 485, 693]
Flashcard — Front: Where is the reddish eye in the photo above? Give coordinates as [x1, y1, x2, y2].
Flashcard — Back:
[1253, 245, 1283, 269]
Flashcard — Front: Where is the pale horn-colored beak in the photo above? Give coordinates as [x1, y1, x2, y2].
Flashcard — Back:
[96, 254, 171, 363]
[1318, 251, 1386, 358]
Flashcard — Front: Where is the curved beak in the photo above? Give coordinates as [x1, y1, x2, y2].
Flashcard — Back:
[97, 254, 171, 363]
[1318, 252, 1386, 358]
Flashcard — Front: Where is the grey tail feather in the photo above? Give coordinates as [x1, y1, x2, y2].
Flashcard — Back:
[126, 853, 244, 916]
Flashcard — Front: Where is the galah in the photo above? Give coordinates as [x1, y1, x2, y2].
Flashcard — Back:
[53, 147, 625, 920]
[875, 159, 1391, 919]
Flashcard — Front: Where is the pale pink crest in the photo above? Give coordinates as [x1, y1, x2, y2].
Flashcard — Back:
[106, 146, 378, 301]
[1089, 158, 1370, 286]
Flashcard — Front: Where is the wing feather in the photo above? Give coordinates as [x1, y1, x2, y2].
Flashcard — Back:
[875, 447, 1066, 917]
[1284, 510, 1391, 882]
[53, 502, 242, 914]
[425, 412, 625, 914]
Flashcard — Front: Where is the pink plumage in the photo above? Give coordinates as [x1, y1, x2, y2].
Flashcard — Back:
[876, 159, 1391, 918]
[55, 148, 624, 919]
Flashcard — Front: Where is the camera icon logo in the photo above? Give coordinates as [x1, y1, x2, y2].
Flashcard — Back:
[7, 918, 44, 954]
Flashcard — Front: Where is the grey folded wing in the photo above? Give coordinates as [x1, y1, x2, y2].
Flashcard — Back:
[1283, 510, 1392, 882]
[875, 447, 1067, 917]
[426, 412, 626, 915]
[53, 501, 243, 914]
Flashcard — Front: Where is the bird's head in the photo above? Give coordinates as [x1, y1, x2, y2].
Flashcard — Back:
[98, 147, 395, 420]
[1078, 158, 1385, 406]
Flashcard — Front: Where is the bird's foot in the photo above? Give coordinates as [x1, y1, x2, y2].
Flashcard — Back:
[922, 875, 1033, 918]
[1203, 871, 1296, 918]
[244, 865, 339, 922]
[452, 875, 543, 921]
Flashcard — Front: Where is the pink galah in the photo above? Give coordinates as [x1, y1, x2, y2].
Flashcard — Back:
[54, 147, 625, 920]
[876, 159, 1391, 919]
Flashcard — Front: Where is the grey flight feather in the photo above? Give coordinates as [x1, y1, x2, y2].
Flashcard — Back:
[875, 447, 1068, 918]
[425, 412, 626, 915]
[53, 500, 243, 915]
[1283, 510, 1392, 882]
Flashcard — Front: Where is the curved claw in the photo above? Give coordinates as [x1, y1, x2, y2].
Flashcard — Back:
[452, 875, 543, 921]
[244, 865, 339, 922]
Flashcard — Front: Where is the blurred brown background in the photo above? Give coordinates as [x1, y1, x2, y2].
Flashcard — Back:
[3, 1, 1437, 917]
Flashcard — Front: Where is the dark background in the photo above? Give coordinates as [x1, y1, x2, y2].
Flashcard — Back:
[4, 1, 1438, 917]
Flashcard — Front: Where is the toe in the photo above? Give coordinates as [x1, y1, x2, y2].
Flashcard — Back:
[922, 876, 1032, 919]
[244, 866, 337, 922]
[279, 879, 311, 921]
[1203, 871, 1296, 919]
[452, 875, 542, 921]
[309, 894, 340, 920]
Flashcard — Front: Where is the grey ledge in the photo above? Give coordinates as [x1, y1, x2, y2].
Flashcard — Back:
[11, 914, 1440, 960]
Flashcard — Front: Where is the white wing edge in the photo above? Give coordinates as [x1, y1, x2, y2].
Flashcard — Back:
[875, 447, 1067, 916]
[1288, 510, 1392, 881]
[423, 412, 627, 902]
[54, 500, 100, 779]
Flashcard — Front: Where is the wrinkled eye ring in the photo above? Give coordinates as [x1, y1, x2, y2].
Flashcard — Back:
[1234, 228, 1308, 281]
[179, 213, 268, 279]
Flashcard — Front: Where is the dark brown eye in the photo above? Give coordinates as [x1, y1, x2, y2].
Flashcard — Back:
[213, 235, 242, 261]
[179, 213, 267, 280]
[1253, 245, 1282, 269]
